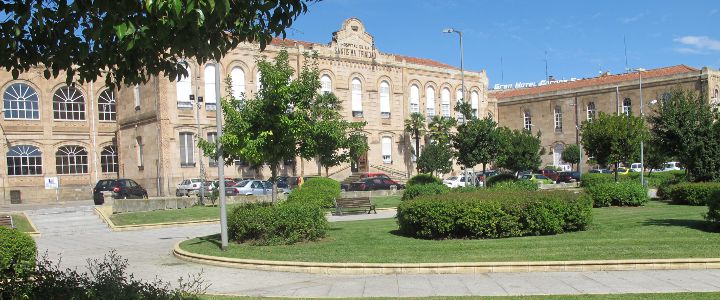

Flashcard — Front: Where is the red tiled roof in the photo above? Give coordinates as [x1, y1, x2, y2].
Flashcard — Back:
[269, 37, 316, 48]
[490, 65, 699, 99]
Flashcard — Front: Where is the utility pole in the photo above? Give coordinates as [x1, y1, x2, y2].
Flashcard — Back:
[214, 61, 228, 250]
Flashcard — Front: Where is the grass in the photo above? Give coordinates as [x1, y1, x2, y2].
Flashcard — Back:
[371, 195, 401, 208]
[181, 200, 720, 263]
[1, 213, 35, 232]
[200, 292, 720, 300]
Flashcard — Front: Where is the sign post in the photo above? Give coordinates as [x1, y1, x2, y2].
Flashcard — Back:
[44, 176, 59, 202]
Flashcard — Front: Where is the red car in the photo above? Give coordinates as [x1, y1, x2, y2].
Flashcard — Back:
[349, 177, 404, 191]
[540, 169, 560, 183]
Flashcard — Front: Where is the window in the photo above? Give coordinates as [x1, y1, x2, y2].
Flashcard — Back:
[554, 106, 563, 132]
[523, 110, 532, 131]
[379, 81, 390, 118]
[7, 145, 42, 176]
[255, 71, 262, 93]
[176, 65, 192, 108]
[411, 140, 419, 162]
[207, 132, 217, 167]
[179, 132, 195, 167]
[231, 67, 245, 100]
[351, 78, 363, 117]
[3, 83, 39, 120]
[471, 91, 479, 118]
[456, 89, 465, 123]
[623, 98, 632, 116]
[135, 137, 144, 168]
[381, 136, 392, 164]
[441, 88, 451, 118]
[204, 64, 217, 111]
[133, 85, 141, 110]
[553, 144, 565, 167]
[409, 84, 420, 113]
[98, 89, 116, 121]
[425, 86, 435, 118]
[100, 145, 118, 173]
[586, 102, 596, 122]
[714, 88, 719, 99]
[320, 75, 332, 94]
[55, 145, 88, 174]
[53, 86, 85, 120]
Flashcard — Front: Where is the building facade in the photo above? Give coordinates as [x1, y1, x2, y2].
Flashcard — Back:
[492, 65, 720, 172]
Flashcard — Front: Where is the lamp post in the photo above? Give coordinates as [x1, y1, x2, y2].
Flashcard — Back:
[213, 60, 228, 250]
[443, 27, 470, 185]
[632, 68, 646, 187]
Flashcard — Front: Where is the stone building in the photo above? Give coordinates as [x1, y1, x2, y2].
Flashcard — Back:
[491, 65, 720, 172]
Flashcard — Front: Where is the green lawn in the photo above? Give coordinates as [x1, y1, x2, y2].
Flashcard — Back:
[2, 213, 35, 232]
[200, 292, 720, 300]
[372, 195, 401, 208]
[181, 200, 720, 263]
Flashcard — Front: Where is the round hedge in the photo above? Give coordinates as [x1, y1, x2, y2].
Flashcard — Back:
[397, 190, 592, 239]
[401, 183, 449, 201]
[228, 201, 328, 246]
[586, 181, 648, 207]
[287, 177, 340, 208]
[668, 182, 720, 206]
[0, 227, 36, 277]
[406, 174, 442, 187]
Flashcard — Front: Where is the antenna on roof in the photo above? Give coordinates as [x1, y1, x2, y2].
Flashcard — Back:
[544, 50, 549, 82]
[624, 35, 629, 73]
[500, 56, 504, 83]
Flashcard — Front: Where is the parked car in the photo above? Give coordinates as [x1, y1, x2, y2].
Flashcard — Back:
[557, 171, 581, 183]
[231, 180, 291, 195]
[175, 178, 204, 197]
[519, 174, 554, 184]
[207, 179, 238, 196]
[443, 176, 469, 188]
[476, 170, 498, 184]
[540, 169, 560, 182]
[93, 179, 148, 204]
[630, 163, 643, 173]
[359, 172, 391, 179]
[662, 161, 683, 172]
[349, 177, 404, 191]
[589, 169, 612, 174]
[615, 167, 630, 175]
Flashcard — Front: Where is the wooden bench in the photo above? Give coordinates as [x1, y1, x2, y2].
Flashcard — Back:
[334, 197, 376, 215]
[0, 215, 14, 229]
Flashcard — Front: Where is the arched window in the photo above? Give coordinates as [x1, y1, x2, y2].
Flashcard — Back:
[523, 110, 532, 131]
[55, 145, 88, 174]
[456, 89, 465, 123]
[379, 81, 390, 118]
[53, 86, 85, 120]
[471, 91, 479, 118]
[586, 102, 596, 122]
[230, 67, 245, 100]
[623, 98, 632, 116]
[320, 75, 332, 94]
[100, 145, 118, 173]
[714, 88, 719, 99]
[204, 64, 217, 110]
[409, 85, 420, 113]
[98, 89, 116, 121]
[3, 83, 39, 120]
[553, 144, 565, 167]
[176, 65, 192, 108]
[441, 88, 451, 118]
[426, 86, 435, 118]
[554, 106, 563, 132]
[351, 78, 363, 117]
[255, 71, 262, 92]
[381, 136, 392, 164]
[7, 145, 42, 176]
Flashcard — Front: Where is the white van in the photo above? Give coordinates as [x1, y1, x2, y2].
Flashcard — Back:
[630, 163, 642, 173]
[662, 162, 682, 172]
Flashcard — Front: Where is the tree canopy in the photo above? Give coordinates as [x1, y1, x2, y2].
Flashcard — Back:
[561, 144, 581, 170]
[453, 117, 504, 186]
[580, 112, 648, 180]
[495, 128, 542, 175]
[0, 0, 317, 88]
[416, 142, 453, 176]
[404, 112, 426, 171]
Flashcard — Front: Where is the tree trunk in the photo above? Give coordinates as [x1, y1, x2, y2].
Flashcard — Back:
[614, 162, 619, 182]
[325, 166, 329, 177]
[415, 133, 420, 173]
[482, 163, 487, 188]
[271, 165, 278, 205]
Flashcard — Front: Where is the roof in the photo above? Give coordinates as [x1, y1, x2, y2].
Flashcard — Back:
[490, 65, 699, 99]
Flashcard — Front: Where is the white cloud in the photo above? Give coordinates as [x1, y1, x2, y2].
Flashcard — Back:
[673, 36, 720, 54]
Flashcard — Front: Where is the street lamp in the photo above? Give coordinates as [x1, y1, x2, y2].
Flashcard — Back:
[443, 27, 470, 185]
[631, 68, 646, 187]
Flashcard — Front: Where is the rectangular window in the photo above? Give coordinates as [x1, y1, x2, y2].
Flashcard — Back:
[586, 102, 596, 122]
[179, 132, 195, 167]
[134, 85, 141, 110]
[136, 137, 144, 168]
[523, 111, 532, 131]
[207, 132, 217, 167]
[351, 79, 363, 116]
[554, 106, 563, 132]
[381, 137, 392, 164]
[380, 83, 390, 117]
[205, 64, 217, 111]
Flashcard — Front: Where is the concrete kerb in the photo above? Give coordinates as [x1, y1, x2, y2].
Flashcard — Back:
[173, 242, 720, 275]
[93, 206, 219, 232]
[21, 211, 40, 236]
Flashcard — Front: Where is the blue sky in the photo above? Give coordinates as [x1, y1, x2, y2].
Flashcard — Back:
[286, 0, 720, 87]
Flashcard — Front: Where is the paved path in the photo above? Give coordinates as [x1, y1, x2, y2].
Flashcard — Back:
[29, 205, 720, 297]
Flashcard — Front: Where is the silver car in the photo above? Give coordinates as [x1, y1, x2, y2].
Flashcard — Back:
[175, 178, 204, 197]
[232, 180, 290, 195]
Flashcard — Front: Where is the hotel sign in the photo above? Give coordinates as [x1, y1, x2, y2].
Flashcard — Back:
[335, 42, 377, 59]
[492, 78, 579, 90]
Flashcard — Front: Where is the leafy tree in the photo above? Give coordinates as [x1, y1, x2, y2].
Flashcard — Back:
[561, 144, 581, 171]
[416, 142, 453, 176]
[453, 117, 505, 187]
[648, 88, 720, 181]
[496, 128, 542, 175]
[581, 112, 649, 181]
[0, 1, 317, 89]
[404, 112, 426, 172]
[644, 136, 668, 176]
[427, 115, 456, 146]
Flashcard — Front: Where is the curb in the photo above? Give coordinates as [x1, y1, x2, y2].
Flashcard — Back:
[21, 211, 41, 237]
[173, 241, 720, 275]
[94, 207, 219, 231]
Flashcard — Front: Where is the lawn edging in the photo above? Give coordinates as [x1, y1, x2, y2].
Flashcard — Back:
[173, 241, 720, 275]
[19, 212, 40, 236]
[93, 206, 219, 231]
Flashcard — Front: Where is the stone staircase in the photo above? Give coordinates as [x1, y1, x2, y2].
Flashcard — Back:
[26, 206, 109, 236]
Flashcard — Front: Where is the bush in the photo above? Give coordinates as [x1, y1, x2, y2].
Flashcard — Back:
[228, 201, 328, 245]
[0, 227, 36, 277]
[287, 177, 340, 208]
[407, 174, 442, 187]
[706, 190, 720, 228]
[668, 182, 720, 206]
[490, 180, 539, 192]
[486, 173, 516, 187]
[396, 190, 592, 239]
[401, 183, 450, 201]
[586, 181, 648, 207]
[580, 173, 615, 188]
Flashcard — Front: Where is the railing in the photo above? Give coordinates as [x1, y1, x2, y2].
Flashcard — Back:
[370, 164, 408, 179]
[327, 164, 351, 178]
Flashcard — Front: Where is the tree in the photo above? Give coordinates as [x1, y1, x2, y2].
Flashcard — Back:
[561, 144, 581, 171]
[644, 136, 668, 176]
[580, 112, 649, 181]
[453, 117, 504, 187]
[495, 128, 542, 176]
[404, 112, 426, 172]
[648, 88, 720, 181]
[427, 115, 456, 146]
[0, 0, 317, 88]
[416, 142, 453, 176]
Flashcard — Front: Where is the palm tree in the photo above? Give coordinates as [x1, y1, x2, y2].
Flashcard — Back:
[404, 112, 426, 172]
[427, 115, 456, 146]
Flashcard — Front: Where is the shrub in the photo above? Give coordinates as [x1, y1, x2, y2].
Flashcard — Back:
[287, 177, 340, 208]
[401, 183, 450, 201]
[586, 181, 648, 207]
[0, 227, 36, 277]
[580, 173, 615, 188]
[490, 180, 539, 192]
[396, 190, 592, 239]
[706, 190, 720, 228]
[407, 173, 442, 187]
[668, 182, 720, 206]
[228, 201, 328, 245]
[486, 173, 516, 187]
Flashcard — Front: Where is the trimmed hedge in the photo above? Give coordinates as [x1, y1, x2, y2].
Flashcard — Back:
[668, 182, 720, 206]
[582, 171, 686, 188]
[486, 173, 516, 187]
[287, 177, 340, 208]
[586, 181, 648, 207]
[0, 227, 36, 277]
[706, 191, 720, 228]
[397, 190, 592, 239]
[401, 183, 450, 201]
[228, 201, 328, 245]
[407, 174, 442, 187]
[580, 173, 615, 188]
[490, 180, 539, 192]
